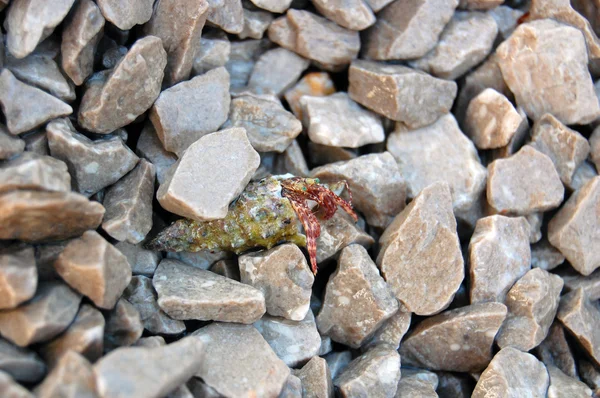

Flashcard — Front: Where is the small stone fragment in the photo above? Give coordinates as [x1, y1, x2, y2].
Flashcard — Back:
[22, 130, 48, 156]
[115, 241, 160, 277]
[496, 19, 600, 125]
[531, 240, 565, 271]
[209, 259, 240, 281]
[293, 356, 334, 398]
[96, 0, 154, 30]
[400, 302, 506, 372]
[410, 11, 498, 80]
[279, 375, 302, 398]
[0, 246, 37, 310]
[377, 182, 464, 316]
[325, 351, 352, 380]
[308, 142, 357, 167]
[579, 360, 600, 397]
[334, 345, 401, 398]
[487, 145, 564, 215]
[239, 243, 313, 321]
[192, 32, 230, 75]
[0, 338, 46, 383]
[311, 0, 374, 31]
[364, 0, 459, 60]
[557, 288, 600, 364]
[0, 281, 81, 347]
[284, 72, 335, 119]
[78, 36, 167, 134]
[206, 0, 244, 34]
[548, 365, 592, 398]
[0, 190, 105, 242]
[135, 124, 176, 186]
[157, 127, 259, 220]
[94, 336, 205, 398]
[472, 347, 549, 398]
[0, 153, 70, 194]
[459, 0, 502, 9]
[239, 9, 273, 40]
[247, 48, 309, 97]
[363, 310, 411, 351]
[549, 177, 600, 275]
[0, 370, 35, 398]
[0, 126, 25, 160]
[349, 60, 457, 129]
[34, 351, 98, 398]
[55, 231, 132, 309]
[274, 139, 309, 177]
[395, 368, 439, 398]
[225, 39, 269, 88]
[469, 215, 531, 304]
[536, 322, 578, 379]
[592, 128, 600, 173]
[153, 259, 266, 323]
[248, 0, 291, 12]
[166, 250, 229, 270]
[192, 323, 290, 397]
[561, 268, 600, 300]
[104, 298, 144, 350]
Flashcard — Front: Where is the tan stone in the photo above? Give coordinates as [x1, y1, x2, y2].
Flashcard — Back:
[0, 370, 34, 398]
[579, 360, 600, 397]
[0, 153, 70, 195]
[96, 0, 153, 30]
[591, 127, 600, 173]
[569, 160, 596, 192]
[557, 288, 600, 364]
[0, 338, 46, 383]
[274, 140, 309, 177]
[0, 190, 105, 242]
[311, 0, 374, 31]
[548, 365, 593, 398]
[472, 347, 549, 398]
[362, 310, 411, 351]
[316, 210, 374, 265]
[0, 126, 25, 160]
[526, 212, 543, 244]
[531, 239, 565, 271]
[377, 182, 464, 316]
[22, 130, 48, 156]
[0, 246, 37, 310]
[238, 9, 273, 40]
[248, 0, 291, 12]
[209, 260, 240, 281]
[206, 0, 244, 34]
[34, 351, 98, 398]
[536, 322, 578, 379]
[78, 36, 167, 134]
[293, 357, 334, 398]
[395, 368, 439, 398]
[247, 48, 309, 97]
[284, 72, 335, 119]
[560, 268, 600, 300]
[103, 298, 143, 350]
[459, 0, 502, 9]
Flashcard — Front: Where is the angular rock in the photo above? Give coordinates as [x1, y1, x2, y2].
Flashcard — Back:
[247, 48, 309, 97]
[436, 372, 473, 398]
[279, 375, 302, 398]
[78, 36, 167, 134]
[0, 281, 81, 347]
[293, 357, 334, 398]
[308, 142, 357, 167]
[496, 19, 600, 125]
[239, 243, 313, 321]
[0, 190, 105, 242]
[0, 370, 35, 398]
[5, 0, 75, 59]
[317, 244, 398, 347]
[192, 323, 290, 397]
[311, 0, 374, 31]
[157, 127, 259, 220]
[325, 351, 352, 380]
[47, 118, 139, 196]
[536, 322, 578, 379]
[284, 72, 335, 119]
[472, 347, 549, 397]
[395, 368, 439, 398]
[134, 336, 166, 348]
[61, 0, 105, 85]
[274, 140, 309, 177]
[549, 177, 600, 275]
[100, 44, 127, 69]
[55, 231, 132, 309]
[94, 336, 205, 398]
[0, 246, 37, 310]
[349, 60, 457, 129]
[530, 114, 590, 186]
[0, 153, 70, 194]
[410, 11, 498, 80]
[239, 9, 273, 40]
[135, 124, 176, 186]
[557, 288, 600, 364]
[0, 126, 25, 160]
[206, 0, 244, 34]
[469, 215, 531, 304]
[0, 338, 46, 383]
[96, 0, 154, 30]
[364, 0, 458, 60]
[459, 0, 502, 9]
[548, 365, 592, 398]
[0, 69, 72, 135]
[192, 32, 230, 75]
[209, 259, 240, 281]
[268, 10, 360, 69]
[579, 360, 600, 397]
[318, 212, 374, 265]
[592, 128, 600, 173]
[363, 310, 411, 351]
[561, 268, 600, 300]
[166, 250, 229, 270]
[34, 351, 98, 398]
[104, 298, 144, 350]
[22, 130, 48, 156]
[488, 5, 524, 39]
[248, 0, 291, 12]
[115, 241, 160, 277]
[225, 39, 269, 88]
[532, 240, 565, 271]
[487, 145, 564, 215]
[334, 345, 401, 398]
[377, 182, 464, 315]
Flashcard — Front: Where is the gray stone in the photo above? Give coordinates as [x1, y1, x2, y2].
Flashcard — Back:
[395, 368, 439, 398]
[0, 370, 34, 398]
[561, 268, 600, 300]
[532, 240, 565, 271]
[34, 351, 99, 398]
[192, 32, 230, 75]
[536, 322, 578, 379]
[0, 152, 70, 194]
[0, 126, 25, 160]
[248, 0, 291, 12]
[225, 39, 269, 89]
[239, 9, 273, 39]
[278, 375, 302, 398]
[579, 360, 600, 397]
[592, 127, 600, 173]
[135, 123, 177, 186]
[96, 0, 154, 30]
[325, 351, 352, 380]
[209, 259, 240, 281]
[363, 310, 411, 351]
[6, 53, 75, 101]
[283, 72, 336, 119]
[548, 365, 592, 398]
[274, 139, 309, 177]
[103, 298, 144, 350]
[206, 0, 244, 33]
[100, 45, 127, 69]
[248, 48, 309, 97]
[166, 250, 229, 270]
[557, 288, 600, 364]
[526, 212, 543, 244]
[0, 246, 37, 310]
[315, 210, 374, 265]
[22, 130, 48, 156]
[293, 356, 334, 398]
[489, 5, 524, 40]
[308, 142, 357, 167]
[311, 0, 374, 31]
[0, 338, 46, 383]
[459, 0, 502, 9]
[435, 372, 473, 398]
[115, 241, 160, 277]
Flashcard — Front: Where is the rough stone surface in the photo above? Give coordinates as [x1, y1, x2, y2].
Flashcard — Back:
[165, 250, 229, 270]
[206, 0, 244, 34]
[395, 368, 439, 398]
[135, 123, 177, 186]
[225, 39, 269, 89]
[561, 268, 600, 300]
[279, 375, 303, 398]
[293, 356, 334, 398]
[0, 190, 105, 242]
[22, 130, 48, 156]
[410, 11, 498, 80]
[311, 0, 374, 31]
[400, 302, 507, 372]
[284, 72, 335, 119]
[377, 182, 464, 316]
[334, 345, 401, 398]
[274, 139, 309, 177]
[325, 351, 352, 380]
[317, 244, 398, 348]
[210, 259, 240, 281]
[239, 243, 313, 321]
[548, 365, 593, 398]
[34, 351, 98, 398]
[103, 298, 144, 350]
[579, 360, 600, 397]
[363, 310, 411, 351]
[239, 9, 273, 40]
[47, 118, 139, 197]
[0, 246, 37, 310]
[247, 48, 309, 97]
[0, 338, 46, 383]
[469, 215, 531, 304]
[496, 19, 600, 125]
[0, 126, 25, 160]
[153, 259, 266, 323]
[78, 36, 167, 134]
[548, 177, 600, 276]
[0, 281, 81, 347]
[150, 67, 230, 156]
[55, 231, 132, 309]
[487, 145, 564, 215]
[592, 128, 600, 173]
[192, 32, 230, 75]
[536, 322, 578, 379]
[94, 336, 205, 398]
[557, 288, 600, 364]
[96, 0, 154, 30]
[248, 0, 291, 12]
[472, 347, 549, 398]
[192, 323, 290, 397]
[102, 159, 155, 244]
[349, 60, 457, 129]
[0, 370, 35, 398]
[115, 241, 160, 277]
[157, 128, 259, 221]
[0, 152, 70, 194]
[531, 240, 565, 271]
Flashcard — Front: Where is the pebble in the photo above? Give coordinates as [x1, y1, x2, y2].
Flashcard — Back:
[238, 243, 313, 321]
[0, 370, 34, 398]
[103, 298, 144, 350]
[0, 69, 72, 135]
[395, 368, 439, 398]
[206, 0, 244, 34]
[274, 139, 310, 177]
[561, 268, 600, 300]
[96, 0, 154, 30]
[0, 281, 81, 347]
[536, 322, 579, 379]
[469, 215, 531, 304]
[5, 0, 75, 59]
[122, 276, 186, 335]
[557, 288, 600, 364]
[150, 67, 230, 156]
[317, 244, 398, 348]
[548, 365, 593, 398]
[153, 259, 266, 323]
[225, 39, 269, 89]
[284, 72, 335, 119]
[135, 123, 177, 185]
[317, 210, 374, 265]
[268, 10, 360, 69]
[496, 19, 600, 125]
[34, 351, 98, 398]
[334, 345, 401, 398]
[0, 338, 46, 383]
[0, 190, 105, 242]
[115, 241, 160, 277]
[362, 310, 411, 351]
[94, 336, 205, 398]
[192, 32, 230, 76]
[570, 159, 597, 192]
[410, 11, 498, 80]
[192, 323, 290, 397]
[102, 159, 155, 244]
[311, 0, 374, 31]
[248, 0, 291, 13]
[325, 351, 352, 380]
[0, 126, 25, 160]
[55, 231, 132, 309]
[143, 0, 209, 86]
[78, 36, 167, 134]
[0, 246, 37, 310]
[487, 145, 564, 215]
[472, 347, 549, 397]
[239, 10, 272, 41]
[293, 356, 334, 398]
[0, 153, 70, 196]
[248, 48, 309, 97]
[364, 0, 458, 60]
[548, 177, 600, 276]
[531, 240, 565, 271]
[377, 182, 464, 316]
[349, 60, 457, 129]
